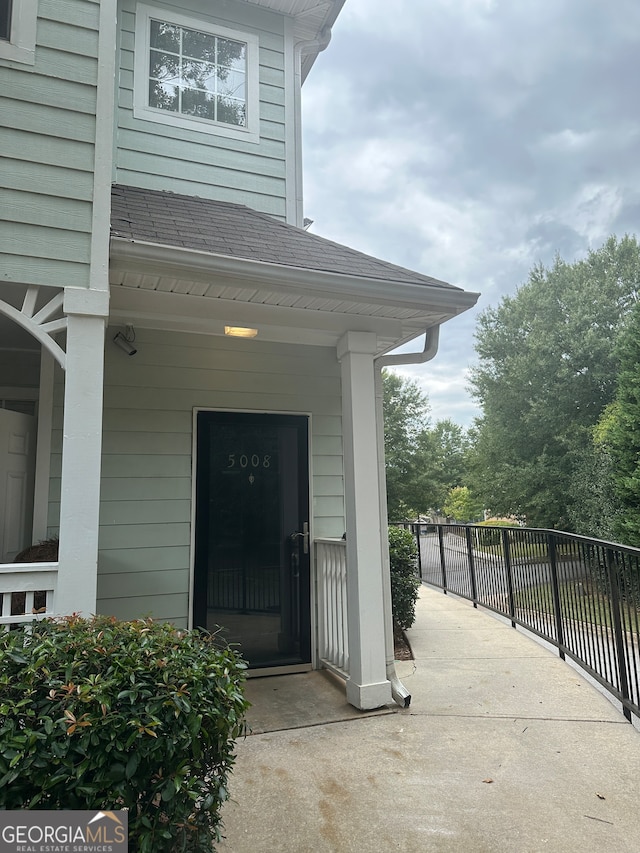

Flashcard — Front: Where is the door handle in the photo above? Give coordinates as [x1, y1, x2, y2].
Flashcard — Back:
[290, 522, 309, 554]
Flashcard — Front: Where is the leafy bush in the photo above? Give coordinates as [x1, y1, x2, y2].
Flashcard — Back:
[0, 615, 249, 853]
[388, 526, 420, 630]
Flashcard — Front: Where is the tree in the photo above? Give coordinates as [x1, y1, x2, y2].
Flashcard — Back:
[565, 438, 618, 541]
[469, 235, 640, 530]
[382, 370, 439, 519]
[598, 300, 640, 546]
[382, 371, 471, 519]
[443, 486, 482, 522]
[429, 419, 470, 489]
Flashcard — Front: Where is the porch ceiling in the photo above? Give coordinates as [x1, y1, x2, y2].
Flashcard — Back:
[109, 185, 479, 354]
[109, 279, 454, 352]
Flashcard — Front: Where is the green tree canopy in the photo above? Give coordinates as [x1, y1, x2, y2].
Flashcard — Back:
[598, 300, 640, 546]
[469, 235, 640, 530]
[443, 486, 483, 523]
[382, 370, 472, 519]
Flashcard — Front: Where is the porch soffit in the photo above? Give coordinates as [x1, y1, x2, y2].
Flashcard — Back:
[109, 184, 479, 352]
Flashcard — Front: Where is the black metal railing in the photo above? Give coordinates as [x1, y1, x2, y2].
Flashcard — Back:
[413, 523, 640, 723]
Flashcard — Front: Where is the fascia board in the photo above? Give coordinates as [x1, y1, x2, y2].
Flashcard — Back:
[110, 237, 480, 316]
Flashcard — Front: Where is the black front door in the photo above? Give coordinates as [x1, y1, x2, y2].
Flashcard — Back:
[193, 411, 311, 669]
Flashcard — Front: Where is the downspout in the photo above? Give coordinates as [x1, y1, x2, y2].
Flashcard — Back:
[374, 326, 441, 707]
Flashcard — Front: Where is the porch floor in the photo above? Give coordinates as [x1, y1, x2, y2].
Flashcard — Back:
[220, 584, 640, 853]
[243, 669, 394, 734]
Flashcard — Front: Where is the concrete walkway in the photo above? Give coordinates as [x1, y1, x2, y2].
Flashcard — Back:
[219, 585, 640, 852]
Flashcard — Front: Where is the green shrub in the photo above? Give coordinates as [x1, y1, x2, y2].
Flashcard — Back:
[0, 615, 249, 853]
[388, 526, 420, 630]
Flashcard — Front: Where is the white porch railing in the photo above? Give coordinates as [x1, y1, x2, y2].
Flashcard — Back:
[315, 538, 349, 678]
[0, 563, 57, 626]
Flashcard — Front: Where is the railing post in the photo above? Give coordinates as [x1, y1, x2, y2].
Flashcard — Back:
[438, 525, 447, 592]
[607, 550, 632, 722]
[465, 526, 478, 608]
[413, 524, 422, 577]
[548, 533, 566, 660]
[501, 528, 516, 627]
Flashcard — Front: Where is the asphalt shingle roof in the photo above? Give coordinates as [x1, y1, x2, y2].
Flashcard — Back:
[110, 184, 459, 291]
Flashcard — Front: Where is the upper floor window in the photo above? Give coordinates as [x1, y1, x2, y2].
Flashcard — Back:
[0, 0, 38, 65]
[0, 0, 11, 41]
[134, 4, 259, 142]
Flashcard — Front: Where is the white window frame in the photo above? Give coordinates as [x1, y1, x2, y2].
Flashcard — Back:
[133, 3, 259, 142]
[0, 0, 38, 65]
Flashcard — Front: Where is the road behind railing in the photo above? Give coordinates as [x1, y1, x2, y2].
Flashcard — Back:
[411, 523, 640, 723]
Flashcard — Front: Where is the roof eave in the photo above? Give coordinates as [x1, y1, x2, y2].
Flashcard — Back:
[109, 237, 480, 317]
[299, 0, 347, 82]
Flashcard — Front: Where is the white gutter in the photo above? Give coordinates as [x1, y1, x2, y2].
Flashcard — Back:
[374, 326, 441, 707]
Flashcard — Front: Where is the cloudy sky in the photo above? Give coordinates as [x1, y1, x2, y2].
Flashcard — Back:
[301, 0, 640, 427]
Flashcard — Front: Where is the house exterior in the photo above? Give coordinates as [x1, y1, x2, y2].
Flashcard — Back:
[0, 0, 478, 710]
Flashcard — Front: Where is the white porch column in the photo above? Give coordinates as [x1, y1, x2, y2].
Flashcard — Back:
[337, 332, 393, 709]
[55, 288, 109, 616]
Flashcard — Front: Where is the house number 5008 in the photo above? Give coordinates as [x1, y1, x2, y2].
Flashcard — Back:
[227, 454, 271, 469]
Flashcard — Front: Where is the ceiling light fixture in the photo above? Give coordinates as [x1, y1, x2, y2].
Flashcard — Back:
[224, 326, 258, 338]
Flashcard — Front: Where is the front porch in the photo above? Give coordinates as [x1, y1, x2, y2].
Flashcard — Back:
[0, 186, 478, 710]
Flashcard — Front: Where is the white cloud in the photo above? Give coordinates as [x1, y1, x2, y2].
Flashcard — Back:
[571, 185, 624, 244]
[538, 129, 598, 152]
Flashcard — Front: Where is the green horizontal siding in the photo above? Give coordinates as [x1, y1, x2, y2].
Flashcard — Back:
[98, 568, 190, 600]
[0, 222, 91, 264]
[0, 130, 95, 171]
[100, 478, 192, 502]
[313, 475, 345, 497]
[117, 97, 287, 147]
[101, 431, 192, 456]
[38, 18, 99, 58]
[0, 160, 94, 200]
[103, 364, 340, 398]
[117, 149, 286, 197]
[102, 384, 342, 416]
[97, 594, 189, 625]
[2, 69, 97, 113]
[39, 0, 100, 30]
[0, 253, 90, 288]
[100, 523, 191, 550]
[110, 171, 288, 218]
[98, 546, 190, 575]
[99, 499, 191, 526]
[97, 454, 193, 479]
[35, 46, 98, 86]
[314, 496, 345, 519]
[1, 98, 96, 141]
[6, 190, 93, 232]
[0, 0, 100, 288]
[101, 409, 192, 433]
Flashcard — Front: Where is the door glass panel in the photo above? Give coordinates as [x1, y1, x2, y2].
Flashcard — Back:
[194, 412, 310, 668]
